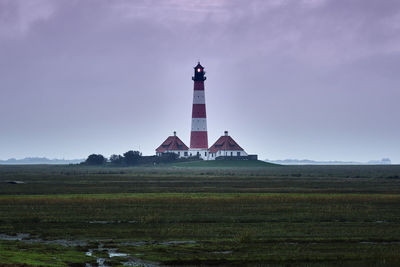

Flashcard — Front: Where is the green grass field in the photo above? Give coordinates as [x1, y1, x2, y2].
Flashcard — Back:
[1, 163, 400, 266]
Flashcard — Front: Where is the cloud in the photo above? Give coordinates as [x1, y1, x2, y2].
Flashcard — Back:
[0, 0, 55, 38]
[0, 0, 399, 161]
[2, 0, 399, 65]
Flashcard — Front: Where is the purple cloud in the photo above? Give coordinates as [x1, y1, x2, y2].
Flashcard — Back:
[0, 0, 399, 162]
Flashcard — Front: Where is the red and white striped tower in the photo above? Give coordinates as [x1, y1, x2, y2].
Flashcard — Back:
[190, 62, 209, 159]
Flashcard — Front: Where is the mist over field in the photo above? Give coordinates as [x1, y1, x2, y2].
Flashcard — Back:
[266, 158, 392, 165]
[0, 157, 393, 165]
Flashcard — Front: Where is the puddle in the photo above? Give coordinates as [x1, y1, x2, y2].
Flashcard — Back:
[212, 250, 232, 254]
[84, 241, 191, 266]
[159, 240, 196, 245]
[0, 233, 30, 241]
[86, 244, 128, 266]
[6, 181, 25, 184]
[85, 243, 159, 267]
[109, 251, 129, 257]
[121, 241, 153, 246]
[1, 233, 180, 266]
[123, 258, 159, 267]
[88, 220, 137, 224]
[89, 221, 112, 224]
[0, 233, 87, 247]
[96, 258, 107, 267]
[122, 240, 196, 247]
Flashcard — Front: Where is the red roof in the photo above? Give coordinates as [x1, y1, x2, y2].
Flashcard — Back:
[156, 135, 189, 153]
[209, 135, 244, 153]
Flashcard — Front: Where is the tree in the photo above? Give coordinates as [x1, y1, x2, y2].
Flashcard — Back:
[123, 150, 142, 166]
[109, 154, 124, 165]
[84, 154, 106, 165]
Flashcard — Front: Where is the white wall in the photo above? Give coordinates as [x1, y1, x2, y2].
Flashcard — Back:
[157, 149, 248, 160]
[188, 149, 209, 160]
[209, 150, 248, 160]
[156, 150, 189, 158]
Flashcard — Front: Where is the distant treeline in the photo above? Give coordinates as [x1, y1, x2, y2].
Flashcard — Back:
[83, 151, 200, 166]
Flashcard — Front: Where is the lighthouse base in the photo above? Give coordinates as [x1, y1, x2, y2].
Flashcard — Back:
[189, 149, 210, 160]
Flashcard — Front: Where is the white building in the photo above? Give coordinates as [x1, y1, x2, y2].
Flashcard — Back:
[155, 132, 189, 158]
[208, 131, 248, 160]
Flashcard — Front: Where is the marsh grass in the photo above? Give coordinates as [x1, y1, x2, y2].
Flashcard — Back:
[1, 164, 400, 196]
[0, 165, 400, 265]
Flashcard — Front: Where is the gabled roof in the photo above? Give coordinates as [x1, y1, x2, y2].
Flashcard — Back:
[156, 134, 189, 153]
[209, 133, 244, 153]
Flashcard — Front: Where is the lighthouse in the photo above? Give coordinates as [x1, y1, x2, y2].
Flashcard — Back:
[189, 62, 209, 159]
[155, 62, 253, 161]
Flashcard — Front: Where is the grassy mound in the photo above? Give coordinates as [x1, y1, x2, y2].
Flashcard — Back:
[170, 160, 278, 168]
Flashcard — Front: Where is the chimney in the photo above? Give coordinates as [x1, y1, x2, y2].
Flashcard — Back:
[224, 131, 228, 136]
[173, 131, 176, 136]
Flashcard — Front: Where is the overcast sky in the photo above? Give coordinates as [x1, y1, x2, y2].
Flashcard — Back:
[0, 0, 399, 163]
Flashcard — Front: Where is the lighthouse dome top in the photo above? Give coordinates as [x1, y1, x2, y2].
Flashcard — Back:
[192, 62, 206, 81]
[194, 62, 204, 70]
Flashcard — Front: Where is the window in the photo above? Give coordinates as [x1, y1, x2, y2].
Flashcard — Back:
[178, 152, 180, 156]
[230, 152, 233, 156]
[205, 152, 207, 156]
[237, 152, 240, 156]
[184, 152, 188, 156]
